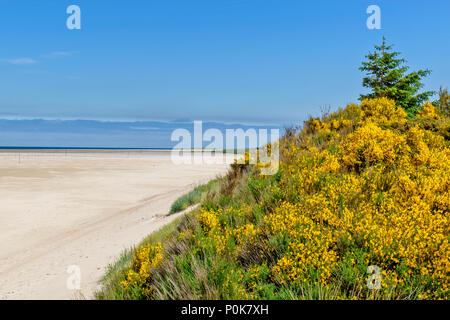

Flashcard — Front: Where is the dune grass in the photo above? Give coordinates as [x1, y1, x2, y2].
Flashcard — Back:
[96, 179, 220, 299]
[95, 214, 186, 300]
[169, 179, 219, 214]
[97, 99, 449, 300]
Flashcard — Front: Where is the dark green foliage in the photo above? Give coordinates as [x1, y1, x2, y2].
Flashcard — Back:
[360, 37, 434, 116]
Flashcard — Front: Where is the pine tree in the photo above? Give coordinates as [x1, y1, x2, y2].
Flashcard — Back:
[359, 37, 434, 116]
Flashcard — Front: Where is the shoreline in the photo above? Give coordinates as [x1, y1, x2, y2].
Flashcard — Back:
[0, 148, 172, 153]
[0, 148, 243, 153]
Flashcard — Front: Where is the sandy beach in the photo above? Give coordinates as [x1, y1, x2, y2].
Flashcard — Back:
[0, 150, 232, 300]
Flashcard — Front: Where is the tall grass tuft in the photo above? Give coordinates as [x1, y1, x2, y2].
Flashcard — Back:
[169, 179, 219, 214]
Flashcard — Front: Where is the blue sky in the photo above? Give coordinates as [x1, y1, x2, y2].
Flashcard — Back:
[0, 0, 449, 125]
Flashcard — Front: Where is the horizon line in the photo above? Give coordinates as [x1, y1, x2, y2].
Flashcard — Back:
[0, 116, 289, 127]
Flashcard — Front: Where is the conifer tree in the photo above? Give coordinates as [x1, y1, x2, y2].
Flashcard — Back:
[360, 37, 434, 116]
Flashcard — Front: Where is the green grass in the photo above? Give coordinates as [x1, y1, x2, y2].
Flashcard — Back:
[96, 103, 449, 300]
[169, 179, 219, 214]
[95, 214, 187, 300]
[96, 178, 221, 299]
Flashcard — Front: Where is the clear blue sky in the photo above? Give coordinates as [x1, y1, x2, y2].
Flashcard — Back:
[0, 0, 448, 125]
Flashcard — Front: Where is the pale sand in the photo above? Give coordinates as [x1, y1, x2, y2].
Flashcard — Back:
[0, 151, 232, 300]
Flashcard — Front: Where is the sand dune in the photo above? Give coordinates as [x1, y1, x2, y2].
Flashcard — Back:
[0, 151, 232, 300]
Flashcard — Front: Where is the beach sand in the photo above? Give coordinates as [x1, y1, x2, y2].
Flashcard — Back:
[0, 151, 232, 300]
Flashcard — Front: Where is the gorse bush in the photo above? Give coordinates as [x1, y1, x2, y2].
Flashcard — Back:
[99, 98, 449, 300]
[360, 97, 407, 125]
[119, 243, 164, 299]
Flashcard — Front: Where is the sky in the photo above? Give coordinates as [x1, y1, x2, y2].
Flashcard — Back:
[0, 0, 449, 126]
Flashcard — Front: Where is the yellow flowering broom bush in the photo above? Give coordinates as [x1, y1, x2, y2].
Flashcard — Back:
[103, 98, 448, 300]
[118, 243, 164, 299]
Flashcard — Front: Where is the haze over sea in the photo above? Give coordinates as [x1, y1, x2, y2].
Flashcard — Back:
[0, 119, 281, 149]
